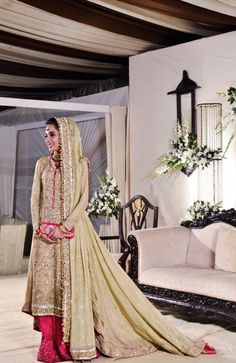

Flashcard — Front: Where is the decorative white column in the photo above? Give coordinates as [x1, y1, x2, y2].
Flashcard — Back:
[197, 103, 222, 203]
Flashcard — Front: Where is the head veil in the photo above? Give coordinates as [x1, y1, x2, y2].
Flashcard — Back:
[56, 117, 83, 218]
[55, 117, 96, 360]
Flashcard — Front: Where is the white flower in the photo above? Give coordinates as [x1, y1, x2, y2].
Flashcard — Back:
[151, 123, 223, 178]
[87, 171, 121, 218]
[185, 200, 222, 221]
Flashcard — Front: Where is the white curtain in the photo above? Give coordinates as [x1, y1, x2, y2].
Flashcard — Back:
[105, 106, 127, 202]
[14, 118, 107, 227]
[125, 108, 131, 202]
[105, 106, 128, 252]
[0, 87, 128, 127]
[0, 127, 17, 222]
[0, 87, 129, 251]
[7, 86, 128, 225]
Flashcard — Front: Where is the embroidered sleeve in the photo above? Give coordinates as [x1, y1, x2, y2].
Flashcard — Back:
[31, 158, 43, 231]
[62, 158, 89, 231]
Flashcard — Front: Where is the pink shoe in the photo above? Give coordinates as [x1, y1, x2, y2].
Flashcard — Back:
[96, 349, 100, 358]
[37, 339, 61, 363]
[202, 343, 216, 354]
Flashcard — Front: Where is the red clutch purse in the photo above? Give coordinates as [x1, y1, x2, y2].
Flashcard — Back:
[36, 222, 75, 240]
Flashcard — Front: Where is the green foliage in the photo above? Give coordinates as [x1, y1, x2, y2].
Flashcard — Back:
[226, 86, 236, 106]
[219, 87, 236, 154]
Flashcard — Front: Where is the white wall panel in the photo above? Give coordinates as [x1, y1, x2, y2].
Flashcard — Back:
[129, 31, 236, 225]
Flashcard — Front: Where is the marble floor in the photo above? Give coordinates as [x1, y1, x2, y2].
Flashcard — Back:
[0, 274, 236, 363]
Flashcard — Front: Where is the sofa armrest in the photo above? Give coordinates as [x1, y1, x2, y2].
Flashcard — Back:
[128, 226, 190, 280]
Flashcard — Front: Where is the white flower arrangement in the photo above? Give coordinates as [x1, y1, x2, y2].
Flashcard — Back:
[151, 123, 223, 177]
[185, 200, 222, 222]
[87, 170, 121, 219]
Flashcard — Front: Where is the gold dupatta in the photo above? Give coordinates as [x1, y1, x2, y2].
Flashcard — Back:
[57, 117, 96, 360]
[56, 117, 205, 361]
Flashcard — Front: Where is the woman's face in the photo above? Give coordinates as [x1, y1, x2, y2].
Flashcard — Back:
[45, 124, 60, 153]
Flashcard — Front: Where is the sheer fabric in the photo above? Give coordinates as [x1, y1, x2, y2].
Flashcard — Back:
[15, 118, 106, 225]
[0, 87, 128, 127]
[0, 127, 17, 220]
[105, 106, 127, 252]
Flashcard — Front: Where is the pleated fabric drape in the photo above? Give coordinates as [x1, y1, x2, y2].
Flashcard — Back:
[0, 127, 17, 221]
[14, 118, 107, 225]
[105, 106, 128, 252]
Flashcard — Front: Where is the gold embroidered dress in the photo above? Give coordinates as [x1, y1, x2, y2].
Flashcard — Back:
[23, 118, 204, 361]
[23, 157, 71, 320]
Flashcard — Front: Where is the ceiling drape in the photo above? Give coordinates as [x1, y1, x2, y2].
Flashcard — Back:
[0, 0, 236, 101]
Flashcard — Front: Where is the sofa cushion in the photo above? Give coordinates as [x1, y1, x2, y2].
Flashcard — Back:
[139, 266, 236, 302]
[187, 222, 234, 268]
[215, 229, 236, 273]
[136, 227, 190, 274]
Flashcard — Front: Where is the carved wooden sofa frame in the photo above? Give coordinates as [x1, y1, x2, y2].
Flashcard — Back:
[128, 209, 236, 323]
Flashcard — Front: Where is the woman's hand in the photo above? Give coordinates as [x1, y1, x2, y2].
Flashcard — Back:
[35, 230, 58, 244]
[35, 224, 62, 244]
[35, 222, 73, 243]
[41, 233, 59, 244]
[48, 226, 65, 240]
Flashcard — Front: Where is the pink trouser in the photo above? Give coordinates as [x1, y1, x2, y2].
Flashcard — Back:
[36, 316, 101, 362]
[36, 316, 72, 363]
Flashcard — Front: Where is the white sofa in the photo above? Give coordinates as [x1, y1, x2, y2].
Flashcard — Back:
[128, 220, 236, 322]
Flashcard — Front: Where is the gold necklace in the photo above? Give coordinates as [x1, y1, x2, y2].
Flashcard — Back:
[51, 154, 61, 162]
[50, 153, 61, 168]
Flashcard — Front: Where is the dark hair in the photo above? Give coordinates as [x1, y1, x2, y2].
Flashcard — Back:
[46, 118, 59, 129]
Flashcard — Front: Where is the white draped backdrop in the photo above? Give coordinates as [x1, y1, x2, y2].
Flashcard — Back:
[0, 87, 129, 242]
[0, 127, 17, 222]
[105, 106, 128, 252]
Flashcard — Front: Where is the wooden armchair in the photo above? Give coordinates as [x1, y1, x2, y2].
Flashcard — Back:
[118, 195, 158, 270]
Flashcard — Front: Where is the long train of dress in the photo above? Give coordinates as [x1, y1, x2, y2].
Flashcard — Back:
[67, 214, 205, 359]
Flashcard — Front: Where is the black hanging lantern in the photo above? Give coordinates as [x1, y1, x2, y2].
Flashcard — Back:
[167, 70, 200, 136]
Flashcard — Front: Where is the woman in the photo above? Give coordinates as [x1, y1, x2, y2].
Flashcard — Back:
[23, 117, 215, 363]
